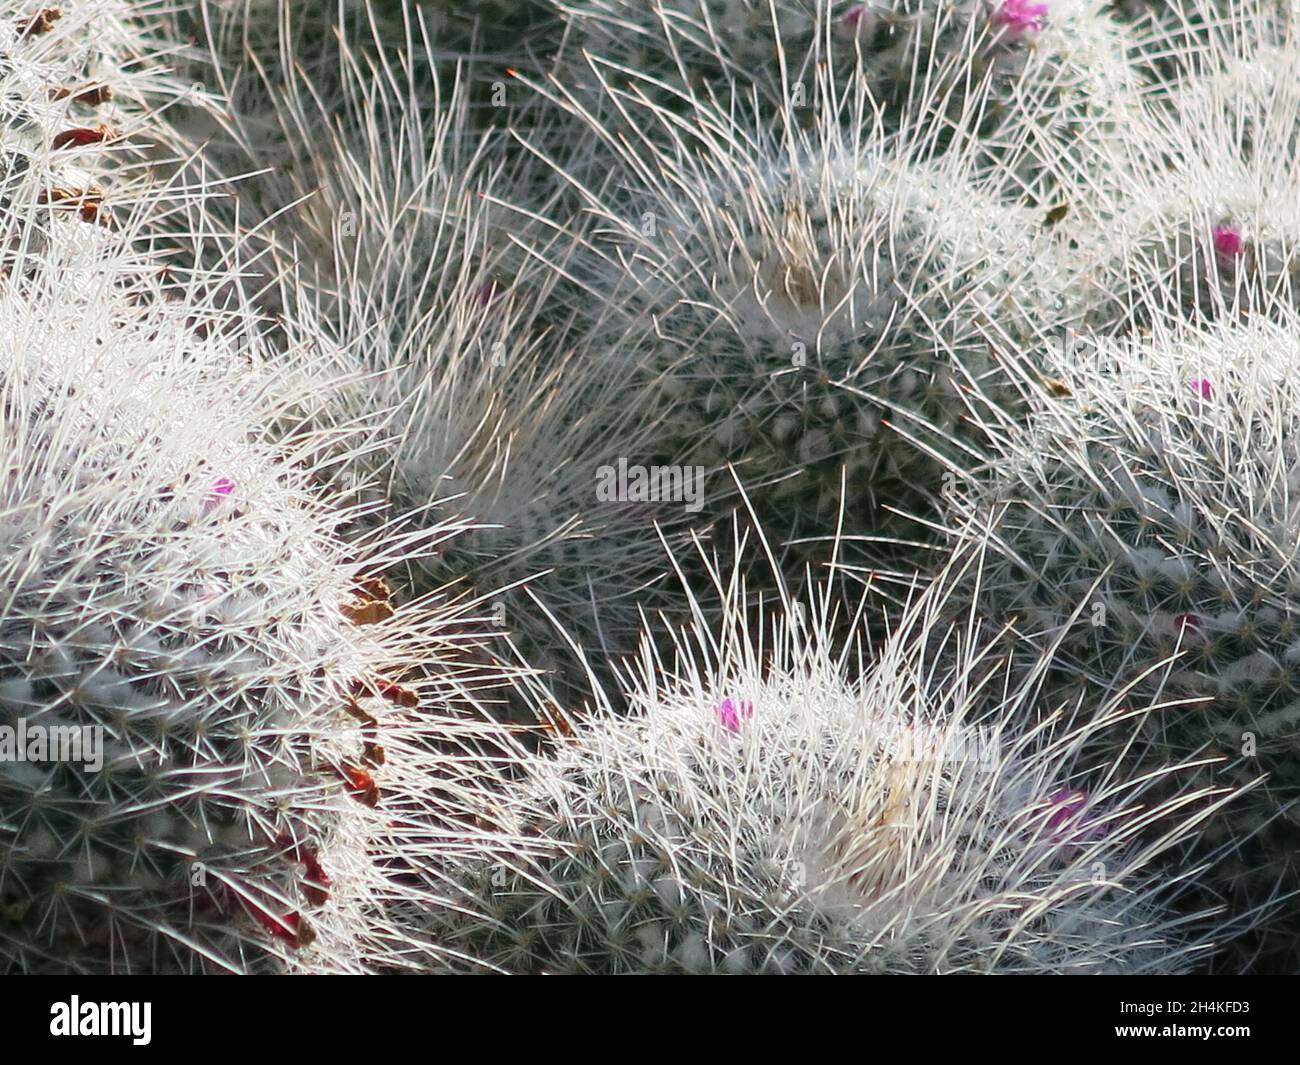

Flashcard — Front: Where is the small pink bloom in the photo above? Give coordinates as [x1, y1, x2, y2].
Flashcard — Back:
[1045, 788, 1104, 843]
[715, 697, 754, 734]
[1189, 378, 1212, 400]
[1212, 224, 1245, 263]
[839, 4, 873, 32]
[1174, 612, 1200, 632]
[203, 477, 235, 513]
[994, 0, 1049, 35]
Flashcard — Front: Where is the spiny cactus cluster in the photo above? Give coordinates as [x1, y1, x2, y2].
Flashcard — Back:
[199, 21, 688, 716]
[0, 0, 513, 977]
[180, 0, 561, 139]
[9, 0, 1300, 980]
[0, 0, 200, 269]
[944, 313, 1300, 970]
[437, 564, 1228, 974]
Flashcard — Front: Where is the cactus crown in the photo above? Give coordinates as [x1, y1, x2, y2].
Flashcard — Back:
[437, 546, 1232, 974]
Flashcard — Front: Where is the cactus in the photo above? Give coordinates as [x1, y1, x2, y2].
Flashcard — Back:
[436, 551, 1233, 974]
[0, 271, 496, 973]
[554, 0, 1138, 196]
[550, 91, 1071, 577]
[209, 34, 686, 716]
[174, 0, 582, 315]
[1084, 211, 1300, 332]
[944, 312, 1300, 971]
[1078, 39, 1300, 330]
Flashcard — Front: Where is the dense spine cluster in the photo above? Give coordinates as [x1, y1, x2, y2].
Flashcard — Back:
[556, 1, 1137, 192]
[6, 0, 1300, 978]
[1078, 35, 1300, 329]
[0, 1, 506, 976]
[0, 0, 203, 271]
[199, 21, 688, 716]
[0, 279, 456, 972]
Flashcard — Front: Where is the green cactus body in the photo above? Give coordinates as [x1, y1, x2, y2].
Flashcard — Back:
[0, 278, 479, 973]
[949, 318, 1300, 971]
[438, 571, 1219, 974]
[585, 127, 1069, 570]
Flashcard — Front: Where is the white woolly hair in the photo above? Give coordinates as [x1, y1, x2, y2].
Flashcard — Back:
[434, 528, 1241, 974]
[536, 83, 1060, 353]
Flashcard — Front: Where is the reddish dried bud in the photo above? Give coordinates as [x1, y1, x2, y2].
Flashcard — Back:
[17, 7, 61, 37]
[340, 598, 394, 625]
[225, 882, 313, 947]
[50, 84, 114, 106]
[351, 677, 419, 708]
[37, 184, 103, 207]
[340, 765, 381, 807]
[52, 124, 115, 150]
[274, 832, 332, 907]
[352, 574, 394, 604]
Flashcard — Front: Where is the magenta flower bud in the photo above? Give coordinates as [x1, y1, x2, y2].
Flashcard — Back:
[839, 3, 873, 33]
[1174, 613, 1200, 632]
[1189, 378, 1212, 400]
[1212, 224, 1245, 263]
[715, 697, 754, 733]
[994, 0, 1049, 35]
[204, 477, 235, 513]
[1045, 788, 1104, 843]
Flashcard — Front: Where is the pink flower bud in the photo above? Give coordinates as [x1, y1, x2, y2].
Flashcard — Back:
[715, 697, 754, 734]
[204, 477, 236, 513]
[994, 0, 1049, 35]
[1212, 224, 1245, 263]
[839, 4, 873, 33]
[1045, 788, 1105, 844]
